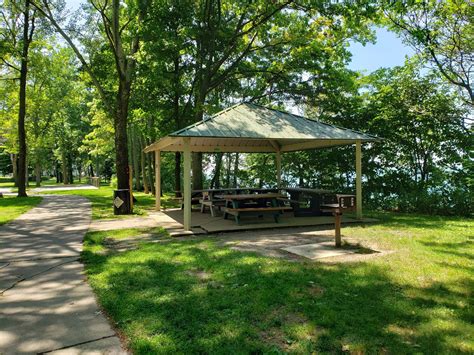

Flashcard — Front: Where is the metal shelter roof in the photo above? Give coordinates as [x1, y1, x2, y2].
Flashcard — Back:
[144, 103, 379, 153]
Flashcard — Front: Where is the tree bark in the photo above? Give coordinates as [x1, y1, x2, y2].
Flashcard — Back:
[17, 0, 33, 197]
[233, 153, 239, 187]
[62, 152, 69, 185]
[174, 152, 181, 196]
[11, 154, 18, 187]
[140, 135, 149, 194]
[133, 132, 140, 191]
[35, 161, 41, 187]
[115, 80, 131, 191]
[210, 153, 222, 189]
[225, 153, 231, 187]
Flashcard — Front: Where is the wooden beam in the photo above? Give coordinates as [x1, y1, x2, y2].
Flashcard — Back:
[183, 138, 192, 231]
[280, 139, 355, 152]
[155, 150, 161, 211]
[355, 140, 362, 219]
[268, 140, 280, 151]
[157, 144, 275, 153]
[144, 136, 177, 153]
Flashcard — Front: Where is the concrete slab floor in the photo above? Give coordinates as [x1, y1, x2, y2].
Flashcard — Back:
[282, 242, 355, 260]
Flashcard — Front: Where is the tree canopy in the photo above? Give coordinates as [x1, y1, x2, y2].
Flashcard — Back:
[0, 0, 471, 215]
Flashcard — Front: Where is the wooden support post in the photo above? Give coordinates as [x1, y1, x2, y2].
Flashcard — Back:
[355, 140, 362, 219]
[155, 150, 161, 211]
[183, 138, 192, 231]
[335, 213, 342, 247]
[276, 149, 282, 189]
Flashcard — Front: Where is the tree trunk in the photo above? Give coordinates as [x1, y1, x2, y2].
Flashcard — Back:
[25, 155, 29, 187]
[68, 154, 74, 184]
[78, 164, 82, 183]
[133, 132, 140, 191]
[191, 85, 207, 190]
[225, 153, 231, 187]
[11, 154, 18, 187]
[149, 150, 156, 195]
[233, 153, 239, 187]
[115, 80, 131, 193]
[17, 0, 32, 197]
[35, 161, 41, 187]
[62, 152, 69, 185]
[175, 152, 181, 196]
[192, 152, 203, 189]
[140, 136, 149, 194]
[210, 153, 222, 189]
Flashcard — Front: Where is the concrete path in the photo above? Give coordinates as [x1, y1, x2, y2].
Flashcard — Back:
[31, 184, 98, 192]
[0, 195, 125, 354]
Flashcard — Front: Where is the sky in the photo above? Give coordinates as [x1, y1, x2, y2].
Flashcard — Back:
[64, 0, 414, 73]
[348, 27, 414, 72]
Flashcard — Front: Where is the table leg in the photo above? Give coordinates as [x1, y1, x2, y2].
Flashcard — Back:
[233, 200, 241, 225]
[224, 200, 229, 219]
[271, 198, 279, 223]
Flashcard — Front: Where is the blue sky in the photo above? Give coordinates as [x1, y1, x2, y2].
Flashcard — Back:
[65, 0, 413, 73]
[348, 27, 414, 72]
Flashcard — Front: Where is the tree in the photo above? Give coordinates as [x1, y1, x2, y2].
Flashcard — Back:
[31, 0, 147, 210]
[385, 0, 474, 105]
[1, 0, 37, 196]
[354, 62, 470, 213]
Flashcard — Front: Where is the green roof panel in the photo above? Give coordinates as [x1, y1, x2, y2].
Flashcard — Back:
[170, 103, 379, 141]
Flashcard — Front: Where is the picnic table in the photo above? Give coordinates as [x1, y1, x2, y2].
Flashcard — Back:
[282, 187, 333, 217]
[177, 187, 278, 212]
[196, 187, 279, 216]
[217, 192, 292, 225]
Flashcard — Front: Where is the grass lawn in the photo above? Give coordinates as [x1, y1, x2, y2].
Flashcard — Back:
[0, 195, 42, 225]
[42, 185, 179, 220]
[82, 213, 473, 354]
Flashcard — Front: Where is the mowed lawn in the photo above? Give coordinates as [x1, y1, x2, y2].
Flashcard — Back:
[82, 213, 473, 354]
[0, 195, 42, 225]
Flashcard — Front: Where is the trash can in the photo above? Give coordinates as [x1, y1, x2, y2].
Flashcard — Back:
[113, 189, 132, 215]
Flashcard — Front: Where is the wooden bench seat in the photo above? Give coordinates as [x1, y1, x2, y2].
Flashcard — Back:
[224, 206, 292, 224]
[200, 198, 226, 216]
[225, 206, 292, 213]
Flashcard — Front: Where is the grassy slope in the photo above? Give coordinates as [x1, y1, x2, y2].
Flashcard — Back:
[83, 213, 473, 354]
[0, 196, 42, 225]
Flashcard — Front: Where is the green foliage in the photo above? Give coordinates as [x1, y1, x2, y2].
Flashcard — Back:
[300, 61, 472, 216]
[384, 0, 474, 104]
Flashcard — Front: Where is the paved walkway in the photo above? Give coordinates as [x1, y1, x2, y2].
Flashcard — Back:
[31, 184, 99, 193]
[0, 195, 125, 354]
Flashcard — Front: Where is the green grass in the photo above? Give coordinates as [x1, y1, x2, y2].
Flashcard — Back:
[42, 185, 179, 220]
[82, 213, 473, 354]
[0, 195, 42, 225]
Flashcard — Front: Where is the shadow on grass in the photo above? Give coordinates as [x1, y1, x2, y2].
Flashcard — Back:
[359, 211, 470, 231]
[82, 239, 471, 354]
[419, 240, 474, 260]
